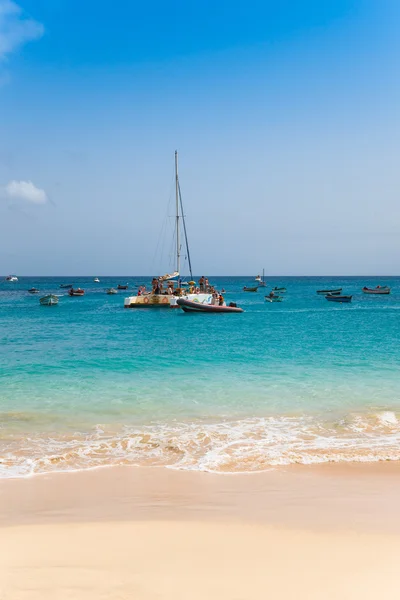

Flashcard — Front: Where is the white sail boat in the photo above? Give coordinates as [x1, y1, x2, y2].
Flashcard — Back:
[258, 268, 266, 287]
[124, 152, 211, 308]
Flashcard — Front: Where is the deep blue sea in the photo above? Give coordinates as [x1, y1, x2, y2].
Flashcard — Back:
[1, 276, 400, 477]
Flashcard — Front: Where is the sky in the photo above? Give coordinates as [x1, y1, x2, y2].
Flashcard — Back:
[0, 0, 399, 276]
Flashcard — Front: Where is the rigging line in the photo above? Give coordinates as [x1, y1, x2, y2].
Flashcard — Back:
[178, 181, 193, 280]
[150, 174, 175, 275]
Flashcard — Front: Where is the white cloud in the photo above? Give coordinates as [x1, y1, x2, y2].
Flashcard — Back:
[0, 0, 44, 61]
[4, 180, 48, 204]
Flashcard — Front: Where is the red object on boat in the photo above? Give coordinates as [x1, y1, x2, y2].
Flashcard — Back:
[69, 288, 85, 296]
[177, 299, 243, 313]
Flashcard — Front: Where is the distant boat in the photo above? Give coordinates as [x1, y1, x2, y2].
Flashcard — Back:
[60, 284, 73, 289]
[265, 294, 283, 303]
[255, 274, 261, 282]
[5, 275, 18, 282]
[28, 288, 40, 294]
[177, 298, 243, 313]
[243, 286, 258, 292]
[272, 286, 286, 293]
[40, 294, 59, 306]
[362, 286, 390, 295]
[257, 269, 266, 287]
[69, 288, 85, 296]
[316, 288, 342, 295]
[106, 288, 118, 295]
[326, 294, 352, 303]
[117, 284, 129, 290]
[94, 277, 100, 283]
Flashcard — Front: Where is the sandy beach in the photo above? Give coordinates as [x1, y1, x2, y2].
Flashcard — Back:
[1, 464, 400, 599]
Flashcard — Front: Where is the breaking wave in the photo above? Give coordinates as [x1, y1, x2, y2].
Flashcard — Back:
[1, 411, 400, 478]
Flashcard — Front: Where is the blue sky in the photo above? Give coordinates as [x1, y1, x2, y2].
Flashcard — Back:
[0, 0, 399, 275]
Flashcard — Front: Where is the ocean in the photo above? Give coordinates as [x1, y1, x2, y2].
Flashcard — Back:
[1, 276, 399, 477]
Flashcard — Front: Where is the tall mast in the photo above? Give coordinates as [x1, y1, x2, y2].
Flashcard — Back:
[175, 150, 180, 274]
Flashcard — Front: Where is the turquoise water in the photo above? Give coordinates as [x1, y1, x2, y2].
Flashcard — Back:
[1, 276, 400, 476]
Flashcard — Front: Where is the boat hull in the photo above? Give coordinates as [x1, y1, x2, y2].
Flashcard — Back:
[326, 295, 352, 303]
[265, 296, 283, 302]
[177, 299, 243, 313]
[40, 295, 59, 306]
[317, 288, 342, 295]
[362, 287, 390, 295]
[124, 293, 212, 308]
[243, 287, 258, 292]
[124, 294, 175, 308]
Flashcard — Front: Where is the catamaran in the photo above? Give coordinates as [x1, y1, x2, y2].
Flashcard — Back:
[124, 152, 211, 308]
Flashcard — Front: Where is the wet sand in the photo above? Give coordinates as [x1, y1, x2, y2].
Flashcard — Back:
[1, 463, 400, 599]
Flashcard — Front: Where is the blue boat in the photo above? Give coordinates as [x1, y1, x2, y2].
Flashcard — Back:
[326, 294, 352, 303]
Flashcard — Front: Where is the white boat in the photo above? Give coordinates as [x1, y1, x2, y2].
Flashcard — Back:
[106, 288, 118, 295]
[258, 269, 266, 287]
[5, 275, 18, 282]
[94, 277, 100, 283]
[125, 152, 210, 308]
[40, 294, 59, 306]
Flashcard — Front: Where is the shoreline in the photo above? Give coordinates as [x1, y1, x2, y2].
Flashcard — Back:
[1, 461, 400, 532]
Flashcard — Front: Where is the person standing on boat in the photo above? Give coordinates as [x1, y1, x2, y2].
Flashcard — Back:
[218, 294, 224, 306]
[199, 276, 205, 292]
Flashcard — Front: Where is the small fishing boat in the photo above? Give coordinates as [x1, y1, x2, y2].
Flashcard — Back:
[272, 286, 286, 293]
[326, 294, 352, 303]
[117, 284, 129, 290]
[5, 275, 18, 282]
[316, 288, 342, 295]
[177, 298, 243, 313]
[69, 288, 85, 296]
[94, 277, 100, 283]
[243, 286, 258, 292]
[40, 294, 59, 306]
[265, 295, 283, 303]
[362, 286, 391, 295]
[60, 284, 73, 289]
[28, 287, 39, 294]
[106, 288, 118, 295]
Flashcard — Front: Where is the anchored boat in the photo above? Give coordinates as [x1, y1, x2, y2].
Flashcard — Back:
[265, 295, 283, 303]
[317, 288, 342, 295]
[69, 288, 85, 296]
[40, 294, 59, 306]
[362, 286, 390, 295]
[106, 288, 118, 295]
[125, 152, 211, 309]
[326, 294, 352, 303]
[243, 286, 258, 292]
[28, 288, 40, 294]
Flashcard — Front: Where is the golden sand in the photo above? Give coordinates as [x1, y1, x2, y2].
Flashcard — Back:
[1, 464, 400, 599]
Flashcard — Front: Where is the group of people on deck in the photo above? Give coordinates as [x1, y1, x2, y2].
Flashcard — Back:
[137, 276, 224, 303]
